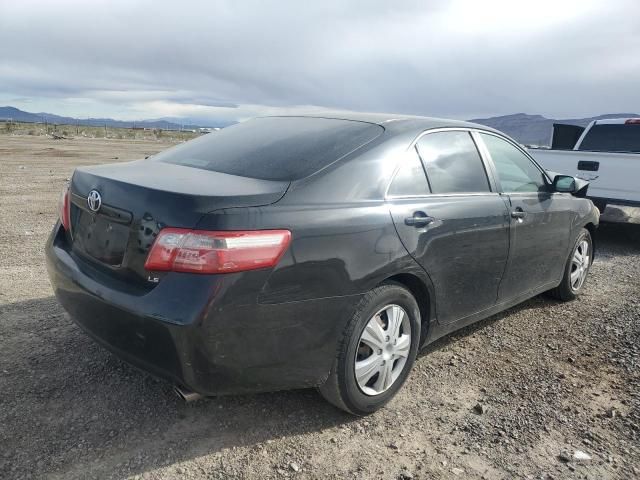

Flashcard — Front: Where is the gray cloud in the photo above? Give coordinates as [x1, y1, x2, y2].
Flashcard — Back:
[1, 0, 638, 122]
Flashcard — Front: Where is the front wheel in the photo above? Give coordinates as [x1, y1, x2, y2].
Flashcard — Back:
[319, 283, 421, 415]
[549, 228, 593, 301]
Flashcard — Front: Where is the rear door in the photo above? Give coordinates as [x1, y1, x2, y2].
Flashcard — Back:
[387, 130, 510, 324]
[477, 132, 573, 301]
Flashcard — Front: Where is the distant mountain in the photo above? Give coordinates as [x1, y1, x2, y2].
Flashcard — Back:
[0, 106, 235, 130]
[3, 106, 638, 145]
[470, 112, 640, 146]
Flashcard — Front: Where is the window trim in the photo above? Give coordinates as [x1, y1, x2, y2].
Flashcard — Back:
[474, 130, 553, 194]
[385, 127, 500, 199]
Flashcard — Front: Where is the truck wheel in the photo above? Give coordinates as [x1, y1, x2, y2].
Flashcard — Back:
[318, 283, 421, 415]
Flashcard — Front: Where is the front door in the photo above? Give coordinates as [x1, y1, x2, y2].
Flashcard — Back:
[387, 130, 510, 324]
[477, 132, 573, 301]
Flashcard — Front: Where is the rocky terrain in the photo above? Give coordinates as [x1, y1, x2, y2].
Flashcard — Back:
[0, 136, 638, 479]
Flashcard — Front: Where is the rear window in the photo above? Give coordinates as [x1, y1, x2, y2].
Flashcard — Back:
[579, 124, 640, 153]
[152, 117, 384, 181]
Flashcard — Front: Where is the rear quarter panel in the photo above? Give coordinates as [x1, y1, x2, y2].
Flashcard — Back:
[197, 202, 424, 303]
[196, 132, 426, 303]
[194, 200, 435, 387]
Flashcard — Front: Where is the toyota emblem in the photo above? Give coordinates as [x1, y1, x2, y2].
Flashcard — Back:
[87, 190, 102, 212]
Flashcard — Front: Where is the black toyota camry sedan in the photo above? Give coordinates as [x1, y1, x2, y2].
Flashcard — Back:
[46, 113, 599, 414]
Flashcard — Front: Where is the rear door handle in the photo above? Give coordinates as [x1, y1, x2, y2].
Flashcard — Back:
[510, 208, 526, 220]
[405, 212, 434, 227]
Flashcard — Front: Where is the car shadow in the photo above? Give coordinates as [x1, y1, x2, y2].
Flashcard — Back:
[594, 222, 640, 257]
[2, 223, 636, 478]
[0, 296, 357, 479]
[418, 295, 548, 359]
[0, 294, 549, 479]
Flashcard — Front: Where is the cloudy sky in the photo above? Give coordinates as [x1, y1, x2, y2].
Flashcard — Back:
[1, 0, 638, 124]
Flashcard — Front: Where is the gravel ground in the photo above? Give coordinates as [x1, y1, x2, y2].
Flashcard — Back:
[1, 135, 638, 479]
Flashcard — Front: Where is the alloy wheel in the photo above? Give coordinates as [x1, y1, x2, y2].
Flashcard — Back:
[570, 239, 590, 291]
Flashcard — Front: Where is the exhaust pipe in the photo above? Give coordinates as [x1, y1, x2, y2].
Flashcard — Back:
[174, 385, 204, 402]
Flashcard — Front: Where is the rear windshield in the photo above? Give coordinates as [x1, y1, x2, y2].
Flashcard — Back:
[579, 124, 640, 153]
[152, 117, 384, 181]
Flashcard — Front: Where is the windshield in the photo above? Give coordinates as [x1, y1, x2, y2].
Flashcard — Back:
[152, 117, 384, 181]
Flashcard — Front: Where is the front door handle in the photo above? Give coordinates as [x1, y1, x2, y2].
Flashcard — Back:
[405, 212, 434, 227]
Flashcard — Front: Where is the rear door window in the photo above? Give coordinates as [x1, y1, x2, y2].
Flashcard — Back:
[480, 133, 548, 193]
[152, 117, 384, 181]
[416, 131, 490, 194]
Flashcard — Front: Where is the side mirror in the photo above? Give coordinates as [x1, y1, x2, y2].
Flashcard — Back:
[553, 174, 577, 193]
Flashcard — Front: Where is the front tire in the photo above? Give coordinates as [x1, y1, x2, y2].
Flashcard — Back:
[549, 228, 593, 301]
[319, 283, 421, 415]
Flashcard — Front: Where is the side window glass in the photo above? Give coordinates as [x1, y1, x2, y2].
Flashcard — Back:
[416, 131, 490, 194]
[480, 133, 548, 192]
[387, 147, 430, 196]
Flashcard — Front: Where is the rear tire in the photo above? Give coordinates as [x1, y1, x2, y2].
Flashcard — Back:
[549, 228, 593, 301]
[319, 283, 421, 415]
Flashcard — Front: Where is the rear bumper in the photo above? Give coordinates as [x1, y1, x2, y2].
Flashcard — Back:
[45, 224, 360, 395]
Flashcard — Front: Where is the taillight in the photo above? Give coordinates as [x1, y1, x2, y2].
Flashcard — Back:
[625, 118, 640, 125]
[144, 228, 292, 274]
[59, 185, 71, 231]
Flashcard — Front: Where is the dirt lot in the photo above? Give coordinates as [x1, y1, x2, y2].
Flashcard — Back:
[1, 136, 638, 479]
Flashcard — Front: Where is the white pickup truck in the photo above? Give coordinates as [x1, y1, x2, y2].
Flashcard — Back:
[528, 118, 640, 223]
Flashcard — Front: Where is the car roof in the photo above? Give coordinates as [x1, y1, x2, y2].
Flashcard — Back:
[261, 112, 501, 137]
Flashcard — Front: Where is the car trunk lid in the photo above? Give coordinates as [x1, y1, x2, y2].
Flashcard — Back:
[67, 159, 289, 287]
